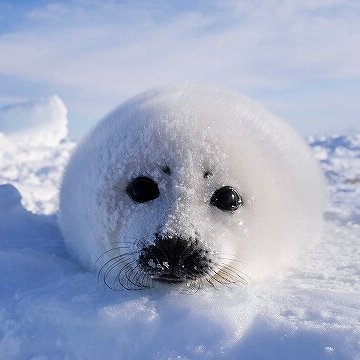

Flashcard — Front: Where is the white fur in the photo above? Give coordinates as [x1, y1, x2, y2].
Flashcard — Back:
[59, 84, 325, 282]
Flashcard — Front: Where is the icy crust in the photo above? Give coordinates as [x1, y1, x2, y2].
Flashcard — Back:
[0, 127, 359, 358]
[0, 95, 68, 147]
[59, 84, 325, 281]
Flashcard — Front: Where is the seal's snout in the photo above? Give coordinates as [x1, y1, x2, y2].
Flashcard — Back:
[138, 235, 211, 284]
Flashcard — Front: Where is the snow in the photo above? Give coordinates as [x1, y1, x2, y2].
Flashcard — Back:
[0, 96, 73, 214]
[0, 99, 359, 359]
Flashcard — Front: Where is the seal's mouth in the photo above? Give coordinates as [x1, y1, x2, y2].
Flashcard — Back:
[153, 274, 185, 284]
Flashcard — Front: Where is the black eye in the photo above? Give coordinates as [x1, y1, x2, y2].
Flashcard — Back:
[126, 176, 160, 203]
[210, 186, 243, 212]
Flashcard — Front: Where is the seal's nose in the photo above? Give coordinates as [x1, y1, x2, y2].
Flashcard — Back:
[138, 235, 211, 283]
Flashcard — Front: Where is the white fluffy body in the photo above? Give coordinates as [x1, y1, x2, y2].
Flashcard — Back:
[59, 84, 325, 284]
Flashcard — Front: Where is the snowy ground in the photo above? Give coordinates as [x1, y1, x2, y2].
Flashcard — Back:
[0, 99, 359, 359]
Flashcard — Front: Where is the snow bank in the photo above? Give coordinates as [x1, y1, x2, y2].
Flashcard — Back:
[0, 95, 68, 147]
[0, 139, 74, 214]
[0, 132, 359, 359]
[0, 95, 74, 214]
[309, 133, 360, 225]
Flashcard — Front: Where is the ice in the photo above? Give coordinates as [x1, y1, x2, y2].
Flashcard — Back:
[0, 98, 359, 358]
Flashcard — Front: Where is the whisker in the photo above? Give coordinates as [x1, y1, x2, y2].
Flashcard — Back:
[129, 264, 145, 286]
[216, 254, 253, 283]
[95, 248, 140, 273]
[104, 259, 130, 290]
[102, 257, 134, 288]
[221, 264, 250, 285]
[216, 255, 251, 268]
[98, 255, 124, 287]
[114, 258, 140, 287]
[211, 262, 244, 284]
[124, 263, 149, 289]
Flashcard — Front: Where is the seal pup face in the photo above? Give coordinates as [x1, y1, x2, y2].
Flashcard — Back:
[93, 117, 251, 290]
[59, 84, 325, 291]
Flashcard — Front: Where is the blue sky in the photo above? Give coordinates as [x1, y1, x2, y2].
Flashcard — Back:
[0, 0, 359, 138]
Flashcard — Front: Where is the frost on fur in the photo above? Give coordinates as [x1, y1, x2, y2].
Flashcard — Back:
[59, 84, 325, 288]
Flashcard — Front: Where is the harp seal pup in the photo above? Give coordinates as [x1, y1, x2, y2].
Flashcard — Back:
[59, 84, 325, 290]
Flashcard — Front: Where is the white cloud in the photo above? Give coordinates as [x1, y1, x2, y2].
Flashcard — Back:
[0, 0, 359, 136]
[0, 95, 67, 146]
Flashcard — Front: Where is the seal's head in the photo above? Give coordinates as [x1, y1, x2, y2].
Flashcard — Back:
[59, 85, 325, 290]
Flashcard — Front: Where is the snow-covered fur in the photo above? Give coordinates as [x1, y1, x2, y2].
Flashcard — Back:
[59, 84, 325, 285]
